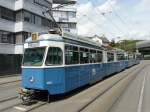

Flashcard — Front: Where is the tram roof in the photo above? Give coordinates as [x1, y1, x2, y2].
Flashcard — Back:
[25, 33, 102, 48]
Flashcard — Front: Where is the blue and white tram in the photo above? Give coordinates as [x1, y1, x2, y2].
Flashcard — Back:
[20, 32, 138, 103]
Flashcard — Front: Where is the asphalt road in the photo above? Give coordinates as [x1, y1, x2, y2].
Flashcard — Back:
[109, 64, 150, 112]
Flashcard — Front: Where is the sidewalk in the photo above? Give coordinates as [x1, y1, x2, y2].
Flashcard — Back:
[0, 75, 21, 84]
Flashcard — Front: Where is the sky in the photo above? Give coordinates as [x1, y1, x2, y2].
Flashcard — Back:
[76, 0, 150, 41]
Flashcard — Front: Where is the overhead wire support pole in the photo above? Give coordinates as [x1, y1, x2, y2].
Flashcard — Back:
[39, 0, 76, 35]
[43, 9, 62, 34]
[34, 0, 63, 34]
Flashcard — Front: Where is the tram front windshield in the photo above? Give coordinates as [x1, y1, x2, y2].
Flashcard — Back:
[23, 47, 45, 66]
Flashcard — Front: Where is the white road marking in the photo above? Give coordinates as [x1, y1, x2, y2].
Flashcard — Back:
[137, 75, 146, 112]
[14, 106, 27, 111]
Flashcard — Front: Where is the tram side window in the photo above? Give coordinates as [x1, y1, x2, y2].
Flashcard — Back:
[96, 51, 103, 62]
[80, 48, 89, 64]
[89, 50, 97, 63]
[117, 54, 125, 61]
[107, 53, 114, 62]
[65, 45, 79, 65]
[45, 47, 63, 65]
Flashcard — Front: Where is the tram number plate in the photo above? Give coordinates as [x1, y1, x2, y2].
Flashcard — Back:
[28, 42, 39, 47]
[92, 68, 96, 76]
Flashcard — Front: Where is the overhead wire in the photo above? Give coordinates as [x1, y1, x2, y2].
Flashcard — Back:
[90, 0, 131, 41]
[107, 0, 132, 34]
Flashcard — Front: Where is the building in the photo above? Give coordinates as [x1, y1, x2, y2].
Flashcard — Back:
[136, 40, 150, 59]
[52, 3, 77, 33]
[88, 35, 110, 47]
[0, 0, 76, 75]
[53, 0, 76, 4]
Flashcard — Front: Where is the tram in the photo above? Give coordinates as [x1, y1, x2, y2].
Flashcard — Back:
[20, 32, 139, 103]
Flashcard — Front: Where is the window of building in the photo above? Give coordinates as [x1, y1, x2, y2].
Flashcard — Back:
[0, 31, 14, 44]
[53, 11, 61, 18]
[42, 18, 51, 27]
[31, 14, 35, 24]
[1, 34, 8, 43]
[60, 23, 69, 28]
[60, 11, 68, 18]
[89, 50, 97, 63]
[22, 32, 31, 43]
[68, 12, 76, 18]
[16, 11, 23, 22]
[65, 45, 79, 65]
[59, 23, 76, 29]
[68, 23, 76, 29]
[96, 51, 103, 62]
[35, 16, 41, 25]
[80, 48, 89, 64]
[22, 10, 52, 27]
[107, 52, 114, 62]
[0, 7, 15, 21]
[24, 11, 32, 23]
[45, 47, 63, 65]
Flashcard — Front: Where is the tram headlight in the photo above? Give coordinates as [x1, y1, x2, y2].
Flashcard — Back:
[23, 96, 27, 100]
[29, 76, 34, 83]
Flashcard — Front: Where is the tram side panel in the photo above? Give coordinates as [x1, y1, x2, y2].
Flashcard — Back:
[89, 64, 105, 84]
[44, 67, 66, 95]
[79, 65, 91, 86]
[65, 66, 81, 92]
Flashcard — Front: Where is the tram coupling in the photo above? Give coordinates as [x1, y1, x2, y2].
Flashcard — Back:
[19, 88, 36, 105]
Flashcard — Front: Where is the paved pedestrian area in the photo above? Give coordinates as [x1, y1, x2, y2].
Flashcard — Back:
[109, 64, 150, 112]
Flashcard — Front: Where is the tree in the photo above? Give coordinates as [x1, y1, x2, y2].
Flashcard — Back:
[113, 39, 142, 52]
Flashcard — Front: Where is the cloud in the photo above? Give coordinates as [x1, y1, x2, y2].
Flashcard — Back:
[97, 0, 118, 13]
[77, 0, 119, 37]
[77, 2, 93, 18]
[76, 0, 150, 40]
[129, 30, 150, 40]
[77, 2, 104, 36]
[135, 0, 150, 12]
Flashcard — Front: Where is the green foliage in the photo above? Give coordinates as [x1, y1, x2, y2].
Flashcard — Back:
[113, 39, 142, 52]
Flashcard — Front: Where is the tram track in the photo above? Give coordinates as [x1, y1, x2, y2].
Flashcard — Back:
[0, 80, 21, 85]
[0, 79, 21, 112]
[1, 101, 47, 112]
[0, 97, 21, 112]
[0, 74, 20, 78]
[0, 96, 18, 103]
